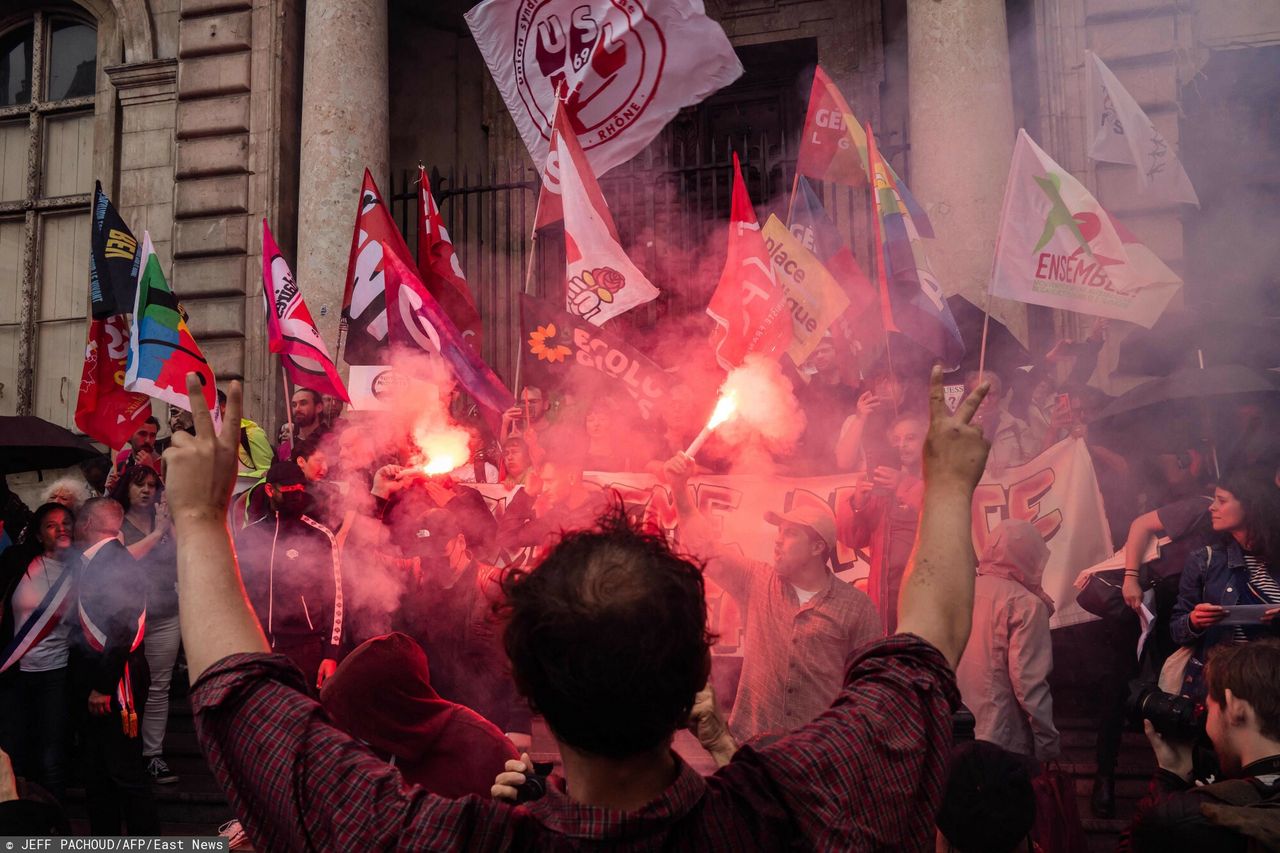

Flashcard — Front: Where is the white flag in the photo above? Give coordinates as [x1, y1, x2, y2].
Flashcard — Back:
[466, 0, 743, 178]
[1086, 51, 1198, 206]
[560, 116, 659, 325]
[991, 130, 1182, 327]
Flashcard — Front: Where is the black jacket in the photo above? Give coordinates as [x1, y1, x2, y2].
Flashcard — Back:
[236, 513, 342, 657]
[72, 539, 146, 698]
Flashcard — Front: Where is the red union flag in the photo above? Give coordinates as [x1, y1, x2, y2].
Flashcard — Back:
[466, 0, 742, 178]
[706, 153, 791, 369]
[533, 99, 617, 236]
[262, 220, 349, 402]
[342, 169, 414, 366]
[75, 315, 151, 448]
[417, 167, 483, 350]
[796, 66, 869, 187]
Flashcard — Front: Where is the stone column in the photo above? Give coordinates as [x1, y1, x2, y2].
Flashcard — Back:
[906, 0, 1025, 345]
[296, 0, 388, 352]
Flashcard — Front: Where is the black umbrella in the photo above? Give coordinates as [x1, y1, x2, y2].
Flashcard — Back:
[1094, 364, 1280, 424]
[1118, 311, 1280, 376]
[0, 416, 102, 475]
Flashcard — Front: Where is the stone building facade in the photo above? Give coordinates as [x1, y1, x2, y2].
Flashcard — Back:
[1, 0, 1277, 436]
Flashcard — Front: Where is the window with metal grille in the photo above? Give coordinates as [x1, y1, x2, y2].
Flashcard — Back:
[0, 9, 97, 426]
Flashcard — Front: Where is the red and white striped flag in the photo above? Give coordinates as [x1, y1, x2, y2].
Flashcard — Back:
[417, 167, 483, 351]
[262, 219, 350, 401]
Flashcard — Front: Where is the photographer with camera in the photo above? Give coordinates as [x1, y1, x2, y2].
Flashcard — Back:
[1122, 639, 1280, 851]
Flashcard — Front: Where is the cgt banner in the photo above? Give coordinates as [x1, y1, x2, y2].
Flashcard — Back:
[474, 435, 1111, 648]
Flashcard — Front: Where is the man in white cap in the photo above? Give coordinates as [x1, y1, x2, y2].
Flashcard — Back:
[665, 454, 881, 743]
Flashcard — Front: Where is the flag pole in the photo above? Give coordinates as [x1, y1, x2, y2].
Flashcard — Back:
[865, 122, 900, 419]
[977, 131, 1022, 386]
[281, 362, 293, 430]
[512, 232, 538, 396]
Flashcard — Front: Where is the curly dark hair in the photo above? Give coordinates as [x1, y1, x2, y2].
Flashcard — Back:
[109, 464, 163, 512]
[500, 502, 714, 757]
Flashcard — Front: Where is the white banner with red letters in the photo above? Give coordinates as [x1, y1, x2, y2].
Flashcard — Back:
[472, 436, 1111, 645]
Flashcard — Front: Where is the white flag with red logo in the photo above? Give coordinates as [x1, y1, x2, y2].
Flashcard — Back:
[466, 0, 742, 178]
[560, 121, 659, 325]
[417, 167, 483, 350]
[706, 153, 791, 369]
[991, 130, 1182, 327]
[262, 219, 349, 402]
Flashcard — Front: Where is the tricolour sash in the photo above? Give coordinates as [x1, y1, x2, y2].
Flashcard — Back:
[79, 598, 146, 737]
[0, 566, 73, 673]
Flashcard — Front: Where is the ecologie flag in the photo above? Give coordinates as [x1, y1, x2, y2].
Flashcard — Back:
[760, 214, 849, 365]
[261, 220, 349, 402]
[533, 97, 618, 238]
[342, 169, 415, 366]
[75, 314, 151, 448]
[381, 250, 515, 420]
[559, 114, 659, 325]
[466, 0, 742, 179]
[124, 232, 219, 420]
[1086, 52, 1198, 206]
[788, 175, 880, 357]
[89, 181, 141, 319]
[867, 124, 964, 369]
[519, 293, 674, 420]
[706, 153, 791, 370]
[417, 166, 483, 350]
[991, 130, 1183, 327]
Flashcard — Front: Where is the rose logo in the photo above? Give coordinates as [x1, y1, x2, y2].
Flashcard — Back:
[567, 266, 626, 321]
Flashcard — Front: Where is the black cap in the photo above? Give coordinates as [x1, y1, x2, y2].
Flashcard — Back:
[266, 460, 306, 486]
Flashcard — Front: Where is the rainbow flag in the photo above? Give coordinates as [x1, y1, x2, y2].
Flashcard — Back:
[866, 124, 963, 369]
[125, 232, 219, 419]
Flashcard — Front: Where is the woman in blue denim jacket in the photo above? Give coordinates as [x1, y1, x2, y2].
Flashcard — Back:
[1170, 472, 1280, 699]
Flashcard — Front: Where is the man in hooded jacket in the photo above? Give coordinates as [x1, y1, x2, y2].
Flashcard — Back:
[954, 518, 1061, 761]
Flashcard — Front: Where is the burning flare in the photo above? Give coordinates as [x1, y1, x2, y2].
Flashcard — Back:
[412, 427, 471, 478]
[685, 391, 738, 459]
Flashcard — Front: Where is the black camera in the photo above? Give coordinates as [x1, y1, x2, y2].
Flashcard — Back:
[1127, 683, 1205, 741]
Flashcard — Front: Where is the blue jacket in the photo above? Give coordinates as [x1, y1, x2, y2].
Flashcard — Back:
[1171, 539, 1280, 696]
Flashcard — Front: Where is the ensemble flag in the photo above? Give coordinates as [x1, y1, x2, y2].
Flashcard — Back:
[417, 167, 483, 350]
[75, 314, 151, 449]
[706, 153, 791, 369]
[519, 293, 674, 420]
[1086, 51, 1198, 206]
[533, 98, 617, 237]
[867, 124, 964, 369]
[381, 250, 515, 419]
[794, 67, 932, 235]
[124, 232, 219, 420]
[990, 130, 1182, 327]
[342, 169, 415, 366]
[261, 220, 349, 402]
[89, 182, 141, 319]
[787, 175, 880, 357]
[759, 214, 849, 365]
[559, 113, 659, 325]
[466, 0, 742, 179]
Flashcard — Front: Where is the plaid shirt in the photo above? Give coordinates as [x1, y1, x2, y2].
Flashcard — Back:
[192, 635, 958, 852]
[714, 557, 883, 742]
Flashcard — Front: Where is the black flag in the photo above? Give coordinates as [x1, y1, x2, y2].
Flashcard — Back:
[89, 181, 141, 318]
[520, 294, 674, 420]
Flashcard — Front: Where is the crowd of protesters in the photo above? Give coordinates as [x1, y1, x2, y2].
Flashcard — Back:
[0, 319, 1276, 849]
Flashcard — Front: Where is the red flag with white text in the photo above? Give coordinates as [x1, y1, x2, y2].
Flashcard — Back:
[533, 100, 617, 238]
[705, 153, 791, 369]
[75, 315, 151, 448]
[262, 220, 349, 402]
[342, 169, 415, 366]
[417, 167, 483, 350]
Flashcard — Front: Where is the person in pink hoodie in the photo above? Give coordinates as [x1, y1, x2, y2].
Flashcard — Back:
[955, 519, 1061, 762]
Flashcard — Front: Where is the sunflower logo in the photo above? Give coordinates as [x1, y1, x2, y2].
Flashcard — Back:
[528, 323, 571, 363]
